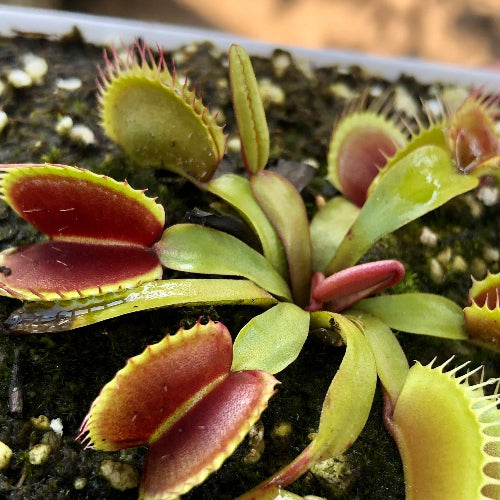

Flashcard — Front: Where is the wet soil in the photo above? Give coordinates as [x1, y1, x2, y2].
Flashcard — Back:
[0, 31, 497, 500]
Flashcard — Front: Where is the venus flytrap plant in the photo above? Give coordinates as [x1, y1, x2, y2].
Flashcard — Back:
[228, 44, 312, 308]
[1, 40, 499, 499]
[306, 259, 405, 313]
[206, 47, 500, 497]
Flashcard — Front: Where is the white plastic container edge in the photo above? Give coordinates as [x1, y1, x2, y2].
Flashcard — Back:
[0, 4, 498, 87]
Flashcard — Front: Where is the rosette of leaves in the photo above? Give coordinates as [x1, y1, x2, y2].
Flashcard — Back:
[2, 41, 499, 498]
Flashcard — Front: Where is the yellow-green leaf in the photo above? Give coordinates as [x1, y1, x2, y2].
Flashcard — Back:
[208, 174, 287, 278]
[7, 279, 277, 333]
[310, 312, 377, 460]
[354, 293, 466, 339]
[229, 44, 269, 173]
[155, 224, 293, 301]
[251, 171, 312, 307]
[310, 195, 359, 272]
[347, 310, 409, 406]
[232, 303, 309, 374]
[325, 145, 478, 274]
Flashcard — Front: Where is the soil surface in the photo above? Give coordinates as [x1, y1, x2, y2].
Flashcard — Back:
[0, 31, 497, 500]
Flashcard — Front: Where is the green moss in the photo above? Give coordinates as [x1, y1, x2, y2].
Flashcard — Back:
[40, 145, 61, 164]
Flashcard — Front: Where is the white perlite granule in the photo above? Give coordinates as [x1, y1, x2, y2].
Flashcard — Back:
[0, 110, 8, 134]
[420, 226, 438, 247]
[56, 77, 82, 91]
[23, 53, 48, 84]
[69, 124, 96, 145]
[8, 69, 32, 88]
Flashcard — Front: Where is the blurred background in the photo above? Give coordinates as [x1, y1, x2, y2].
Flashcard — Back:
[1, 0, 500, 67]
